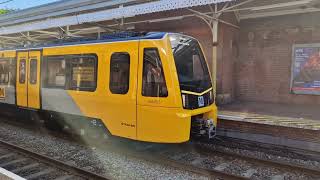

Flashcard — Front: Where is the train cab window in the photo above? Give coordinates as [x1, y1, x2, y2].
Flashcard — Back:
[70, 55, 97, 92]
[19, 59, 26, 84]
[0, 59, 15, 86]
[109, 53, 130, 94]
[142, 48, 168, 97]
[29, 59, 37, 84]
[45, 57, 66, 88]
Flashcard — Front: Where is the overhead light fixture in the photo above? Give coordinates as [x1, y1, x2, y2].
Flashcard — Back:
[148, 16, 184, 23]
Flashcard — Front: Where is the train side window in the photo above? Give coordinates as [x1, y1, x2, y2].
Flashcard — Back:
[45, 56, 66, 89]
[0, 58, 15, 86]
[142, 48, 168, 97]
[29, 59, 37, 84]
[109, 52, 130, 94]
[69, 55, 97, 92]
[19, 59, 26, 84]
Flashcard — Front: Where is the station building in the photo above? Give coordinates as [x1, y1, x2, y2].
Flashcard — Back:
[3, 0, 317, 105]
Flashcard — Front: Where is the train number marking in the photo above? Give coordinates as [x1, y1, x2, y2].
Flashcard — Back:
[147, 99, 161, 104]
[121, 122, 135, 128]
[198, 96, 204, 107]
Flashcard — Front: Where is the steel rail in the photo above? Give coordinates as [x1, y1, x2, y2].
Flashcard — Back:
[216, 136, 320, 159]
[192, 142, 320, 177]
[0, 123, 246, 180]
[0, 140, 111, 180]
[3, 118, 319, 179]
[0, 119, 247, 180]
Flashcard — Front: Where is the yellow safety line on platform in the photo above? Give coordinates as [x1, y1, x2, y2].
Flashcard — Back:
[277, 120, 297, 123]
[244, 116, 268, 119]
[281, 121, 308, 124]
[295, 124, 314, 126]
[248, 119, 269, 121]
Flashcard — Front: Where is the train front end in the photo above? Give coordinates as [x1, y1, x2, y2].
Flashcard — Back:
[169, 33, 217, 141]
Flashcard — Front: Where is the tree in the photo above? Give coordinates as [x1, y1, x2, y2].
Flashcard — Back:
[0, 9, 11, 15]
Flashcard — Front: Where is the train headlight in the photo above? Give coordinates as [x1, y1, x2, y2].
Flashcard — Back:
[182, 94, 188, 108]
[182, 94, 186, 107]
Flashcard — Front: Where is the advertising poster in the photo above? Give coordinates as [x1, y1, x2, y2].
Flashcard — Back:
[291, 44, 320, 95]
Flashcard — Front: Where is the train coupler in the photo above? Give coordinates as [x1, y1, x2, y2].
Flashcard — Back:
[191, 116, 216, 140]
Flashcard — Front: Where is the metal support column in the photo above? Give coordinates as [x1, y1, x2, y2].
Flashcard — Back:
[188, 3, 239, 100]
[211, 19, 219, 100]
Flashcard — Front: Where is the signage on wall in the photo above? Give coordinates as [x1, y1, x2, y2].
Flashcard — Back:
[291, 44, 320, 95]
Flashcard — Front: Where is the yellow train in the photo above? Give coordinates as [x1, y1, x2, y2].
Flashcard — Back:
[0, 32, 217, 143]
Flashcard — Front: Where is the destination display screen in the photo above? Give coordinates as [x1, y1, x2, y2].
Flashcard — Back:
[291, 44, 320, 95]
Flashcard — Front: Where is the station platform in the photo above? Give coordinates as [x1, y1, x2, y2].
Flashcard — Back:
[217, 101, 320, 152]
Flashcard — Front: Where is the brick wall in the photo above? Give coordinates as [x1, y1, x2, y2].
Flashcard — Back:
[237, 12, 320, 105]
[217, 13, 239, 101]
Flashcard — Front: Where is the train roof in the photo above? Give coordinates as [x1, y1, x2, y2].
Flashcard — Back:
[0, 32, 167, 51]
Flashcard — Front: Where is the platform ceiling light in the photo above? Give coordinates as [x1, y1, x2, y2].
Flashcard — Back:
[250, 0, 313, 11]
[148, 16, 185, 23]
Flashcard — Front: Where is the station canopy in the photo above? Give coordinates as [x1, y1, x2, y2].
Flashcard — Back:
[0, 0, 319, 48]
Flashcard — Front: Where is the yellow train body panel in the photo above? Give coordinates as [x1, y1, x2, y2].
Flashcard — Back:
[0, 32, 218, 143]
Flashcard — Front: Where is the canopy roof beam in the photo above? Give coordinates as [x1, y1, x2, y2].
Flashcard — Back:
[0, 0, 232, 36]
[217, 0, 320, 20]
[186, 1, 239, 101]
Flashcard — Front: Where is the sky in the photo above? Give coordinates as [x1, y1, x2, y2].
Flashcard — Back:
[0, 0, 61, 10]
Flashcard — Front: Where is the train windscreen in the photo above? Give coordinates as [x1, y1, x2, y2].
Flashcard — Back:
[169, 34, 212, 93]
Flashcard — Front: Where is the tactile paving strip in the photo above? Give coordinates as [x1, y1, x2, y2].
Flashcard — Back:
[218, 110, 320, 130]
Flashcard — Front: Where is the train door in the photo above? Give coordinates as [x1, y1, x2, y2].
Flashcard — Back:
[106, 42, 139, 139]
[16, 51, 41, 109]
[136, 40, 186, 142]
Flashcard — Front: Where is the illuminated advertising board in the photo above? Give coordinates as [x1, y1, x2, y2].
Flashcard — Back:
[291, 44, 320, 95]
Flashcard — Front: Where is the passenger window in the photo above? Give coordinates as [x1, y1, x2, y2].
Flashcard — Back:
[0, 59, 15, 86]
[70, 55, 97, 91]
[109, 53, 130, 94]
[142, 48, 168, 97]
[19, 59, 26, 84]
[44, 54, 97, 92]
[29, 59, 37, 84]
[45, 56, 66, 89]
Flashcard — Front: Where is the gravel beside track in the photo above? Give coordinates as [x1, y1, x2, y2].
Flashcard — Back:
[155, 143, 320, 180]
[189, 142, 320, 179]
[0, 140, 109, 180]
[0, 121, 208, 180]
[0, 119, 319, 180]
[210, 137, 320, 169]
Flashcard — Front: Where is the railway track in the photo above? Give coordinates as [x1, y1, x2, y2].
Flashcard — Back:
[0, 140, 110, 180]
[100, 140, 248, 180]
[0, 117, 249, 180]
[0, 117, 320, 179]
[0, 135, 247, 180]
[214, 136, 320, 162]
[1, 130, 320, 180]
[189, 143, 320, 179]
[101, 138, 320, 179]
